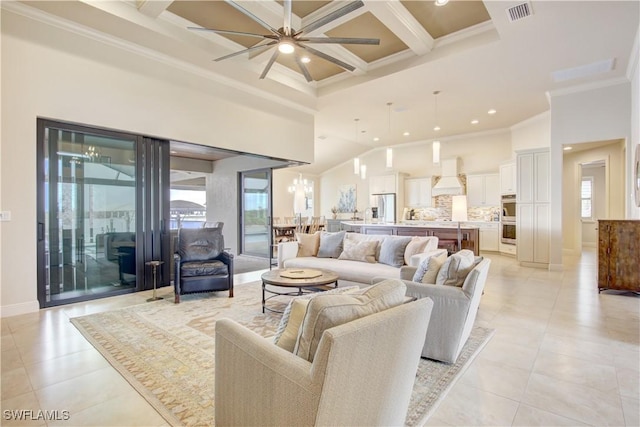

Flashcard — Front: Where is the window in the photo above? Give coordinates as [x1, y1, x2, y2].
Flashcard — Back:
[581, 177, 593, 220]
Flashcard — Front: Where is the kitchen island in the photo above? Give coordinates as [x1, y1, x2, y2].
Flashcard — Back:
[340, 221, 481, 255]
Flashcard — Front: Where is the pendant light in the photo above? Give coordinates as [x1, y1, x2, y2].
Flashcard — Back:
[433, 90, 441, 132]
[386, 102, 393, 168]
[432, 141, 440, 164]
[432, 91, 441, 164]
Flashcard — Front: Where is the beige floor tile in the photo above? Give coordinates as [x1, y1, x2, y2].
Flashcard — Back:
[35, 367, 133, 416]
[16, 332, 94, 366]
[522, 372, 625, 426]
[2, 333, 17, 351]
[621, 396, 640, 427]
[617, 366, 640, 400]
[1, 347, 24, 373]
[0, 391, 46, 427]
[46, 390, 167, 427]
[428, 383, 519, 426]
[512, 403, 588, 426]
[458, 358, 531, 401]
[532, 350, 618, 392]
[1, 367, 33, 400]
[24, 348, 109, 390]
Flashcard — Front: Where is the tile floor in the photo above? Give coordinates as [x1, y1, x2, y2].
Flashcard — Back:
[1, 251, 638, 426]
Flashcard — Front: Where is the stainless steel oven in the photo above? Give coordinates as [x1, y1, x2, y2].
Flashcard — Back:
[501, 221, 516, 245]
[501, 194, 516, 222]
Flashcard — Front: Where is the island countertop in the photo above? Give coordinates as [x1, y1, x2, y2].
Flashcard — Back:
[339, 221, 481, 229]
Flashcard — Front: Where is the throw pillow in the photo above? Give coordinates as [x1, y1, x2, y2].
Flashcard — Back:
[378, 236, 412, 267]
[294, 279, 406, 362]
[316, 231, 346, 258]
[296, 232, 320, 257]
[404, 236, 431, 265]
[272, 285, 360, 350]
[412, 255, 445, 284]
[338, 239, 378, 263]
[435, 249, 476, 287]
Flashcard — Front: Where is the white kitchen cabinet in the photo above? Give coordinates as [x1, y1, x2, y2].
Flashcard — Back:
[405, 177, 432, 207]
[370, 174, 396, 194]
[516, 148, 550, 266]
[467, 221, 500, 251]
[466, 174, 500, 207]
[500, 161, 516, 195]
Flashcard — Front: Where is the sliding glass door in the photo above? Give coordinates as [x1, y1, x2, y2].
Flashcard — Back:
[37, 120, 169, 307]
[240, 169, 272, 258]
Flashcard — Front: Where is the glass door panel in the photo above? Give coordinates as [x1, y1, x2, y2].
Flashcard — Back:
[38, 124, 138, 306]
[241, 170, 271, 258]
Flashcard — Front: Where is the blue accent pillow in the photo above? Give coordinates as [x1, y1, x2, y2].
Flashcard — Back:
[378, 236, 412, 267]
[317, 231, 346, 258]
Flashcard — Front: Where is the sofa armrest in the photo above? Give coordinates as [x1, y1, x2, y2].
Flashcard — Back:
[399, 266, 417, 281]
[277, 241, 300, 268]
[215, 319, 319, 426]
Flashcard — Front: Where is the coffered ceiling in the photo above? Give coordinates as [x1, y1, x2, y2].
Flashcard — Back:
[7, 1, 639, 175]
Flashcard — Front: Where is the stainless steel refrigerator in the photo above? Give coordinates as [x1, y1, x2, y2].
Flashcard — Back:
[371, 193, 396, 223]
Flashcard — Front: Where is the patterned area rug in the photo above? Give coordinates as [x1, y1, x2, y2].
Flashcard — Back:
[70, 282, 493, 426]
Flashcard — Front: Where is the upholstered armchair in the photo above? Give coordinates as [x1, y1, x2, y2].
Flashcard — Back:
[376, 255, 491, 363]
[173, 227, 233, 303]
[215, 297, 434, 426]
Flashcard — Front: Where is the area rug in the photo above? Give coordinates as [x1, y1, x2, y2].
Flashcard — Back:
[70, 283, 493, 426]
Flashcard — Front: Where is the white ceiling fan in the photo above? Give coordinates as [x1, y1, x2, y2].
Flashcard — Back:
[188, 0, 380, 82]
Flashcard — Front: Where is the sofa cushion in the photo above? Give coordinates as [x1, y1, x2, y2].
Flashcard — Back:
[296, 232, 320, 257]
[180, 260, 228, 277]
[404, 236, 432, 265]
[412, 255, 444, 284]
[273, 286, 360, 352]
[338, 239, 378, 263]
[294, 279, 406, 362]
[435, 249, 476, 287]
[283, 257, 401, 284]
[379, 236, 412, 267]
[317, 231, 346, 258]
[344, 233, 387, 260]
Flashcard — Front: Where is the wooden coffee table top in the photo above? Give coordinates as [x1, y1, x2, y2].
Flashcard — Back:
[261, 268, 339, 288]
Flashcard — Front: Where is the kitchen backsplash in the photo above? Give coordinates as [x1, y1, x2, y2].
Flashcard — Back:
[405, 194, 500, 222]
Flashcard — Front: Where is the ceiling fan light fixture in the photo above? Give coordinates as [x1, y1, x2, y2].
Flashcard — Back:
[278, 41, 295, 54]
[435, 0, 449, 6]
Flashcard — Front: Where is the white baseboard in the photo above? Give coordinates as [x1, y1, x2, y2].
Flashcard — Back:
[1, 300, 40, 318]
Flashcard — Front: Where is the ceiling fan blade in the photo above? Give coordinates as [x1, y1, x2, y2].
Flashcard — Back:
[259, 49, 280, 79]
[297, 0, 364, 35]
[188, 26, 275, 40]
[283, 0, 292, 36]
[214, 41, 277, 62]
[294, 52, 313, 82]
[226, 0, 281, 37]
[297, 44, 355, 72]
[298, 37, 380, 45]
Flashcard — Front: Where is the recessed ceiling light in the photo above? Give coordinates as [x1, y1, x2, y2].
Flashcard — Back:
[403, 131, 410, 136]
[373, 137, 380, 142]
[563, 146, 573, 151]
[435, 0, 449, 6]
[471, 119, 479, 125]
[433, 125, 441, 131]
[488, 109, 497, 115]
[301, 56, 311, 64]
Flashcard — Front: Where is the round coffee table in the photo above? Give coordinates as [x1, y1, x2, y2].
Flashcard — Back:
[261, 268, 339, 313]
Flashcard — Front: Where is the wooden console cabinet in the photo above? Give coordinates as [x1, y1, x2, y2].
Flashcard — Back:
[597, 220, 640, 293]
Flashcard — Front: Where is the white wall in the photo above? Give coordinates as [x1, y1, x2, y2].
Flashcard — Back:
[549, 81, 632, 269]
[511, 112, 551, 152]
[580, 164, 607, 246]
[319, 130, 512, 218]
[0, 11, 314, 316]
[630, 26, 640, 219]
[272, 169, 320, 221]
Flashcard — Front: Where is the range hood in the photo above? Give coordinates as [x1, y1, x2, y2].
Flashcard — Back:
[432, 158, 464, 196]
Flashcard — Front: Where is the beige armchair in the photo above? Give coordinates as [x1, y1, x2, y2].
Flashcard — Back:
[215, 297, 434, 426]
[392, 257, 491, 363]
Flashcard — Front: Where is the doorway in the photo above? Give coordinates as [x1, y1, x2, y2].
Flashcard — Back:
[37, 119, 170, 308]
[240, 169, 272, 259]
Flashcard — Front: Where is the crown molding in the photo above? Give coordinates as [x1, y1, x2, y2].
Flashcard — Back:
[547, 76, 630, 98]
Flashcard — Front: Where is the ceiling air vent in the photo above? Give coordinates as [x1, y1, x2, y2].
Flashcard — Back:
[506, 2, 533, 22]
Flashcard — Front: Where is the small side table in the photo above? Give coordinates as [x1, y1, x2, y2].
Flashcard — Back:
[146, 260, 164, 302]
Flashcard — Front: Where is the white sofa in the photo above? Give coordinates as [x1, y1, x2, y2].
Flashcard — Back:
[277, 232, 446, 285]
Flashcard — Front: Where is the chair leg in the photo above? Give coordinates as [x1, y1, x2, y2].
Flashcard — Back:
[229, 288, 234, 298]
[174, 294, 180, 304]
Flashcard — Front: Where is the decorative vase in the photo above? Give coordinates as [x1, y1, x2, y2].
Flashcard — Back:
[332, 213, 337, 219]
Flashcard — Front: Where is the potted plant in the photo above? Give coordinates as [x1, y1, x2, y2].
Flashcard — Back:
[331, 206, 338, 219]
